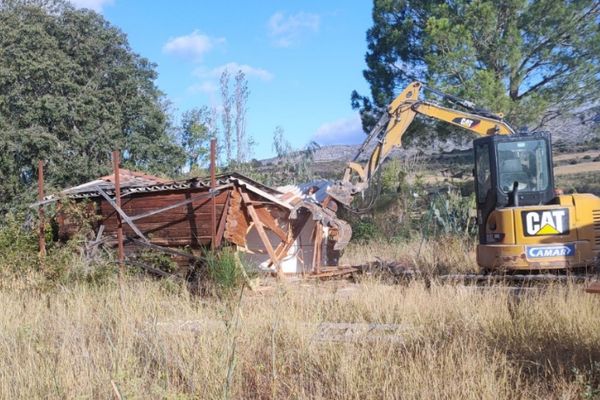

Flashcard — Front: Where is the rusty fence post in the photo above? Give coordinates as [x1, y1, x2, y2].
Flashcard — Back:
[210, 138, 217, 251]
[112, 150, 124, 274]
[37, 160, 46, 265]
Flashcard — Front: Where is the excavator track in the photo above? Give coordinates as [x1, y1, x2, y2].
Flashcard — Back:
[322, 260, 600, 293]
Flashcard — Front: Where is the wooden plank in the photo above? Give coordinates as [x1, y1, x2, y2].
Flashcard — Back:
[100, 194, 229, 214]
[268, 212, 311, 269]
[129, 191, 215, 221]
[253, 205, 287, 242]
[125, 260, 183, 279]
[224, 189, 250, 246]
[233, 179, 292, 210]
[101, 208, 225, 226]
[96, 186, 150, 243]
[239, 188, 281, 275]
[585, 281, 600, 294]
[110, 190, 229, 208]
[114, 224, 217, 239]
[309, 267, 358, 279]
[129, 238, 200, 260]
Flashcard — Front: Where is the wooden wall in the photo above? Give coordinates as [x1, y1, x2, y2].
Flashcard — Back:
[100, 188, 230, 248]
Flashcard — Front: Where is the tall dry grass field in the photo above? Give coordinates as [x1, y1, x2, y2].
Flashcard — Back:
[341, 235, 479, 274]
[0, 276, 598, 399]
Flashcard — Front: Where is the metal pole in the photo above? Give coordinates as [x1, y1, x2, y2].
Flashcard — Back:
[37, 160, 46, 264]
[112, 150, 124, 273]
[210, 138, 217, 250]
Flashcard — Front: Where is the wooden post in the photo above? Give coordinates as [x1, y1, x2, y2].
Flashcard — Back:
[312, 222, 323, 274]
[112, 150, 124, 273]
[37, 160, 46, 265]
[210, 138, 217, 250]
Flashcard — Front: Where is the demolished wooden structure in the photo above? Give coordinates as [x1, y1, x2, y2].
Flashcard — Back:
[41, 169, 351, 275]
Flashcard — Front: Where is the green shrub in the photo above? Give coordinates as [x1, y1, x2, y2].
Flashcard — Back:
[423, 189, 476, 237]
[42, 242, 117, 288]
[0, 208, 118, 289]
[201, 248, 251, 296]
[351, 219, 380, 242]
[0, 212, 41, 274]
[130, 249, 179, 275]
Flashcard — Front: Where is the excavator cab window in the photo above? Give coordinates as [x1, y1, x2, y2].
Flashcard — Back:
[475, 143, 491, 203]
[497, 140, 550, 193]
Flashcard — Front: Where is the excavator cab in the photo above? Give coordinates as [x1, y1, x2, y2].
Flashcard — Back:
[473, 132, 556, 245]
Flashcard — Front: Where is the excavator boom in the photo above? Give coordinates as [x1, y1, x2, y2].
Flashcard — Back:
[328, 82, 515, 205]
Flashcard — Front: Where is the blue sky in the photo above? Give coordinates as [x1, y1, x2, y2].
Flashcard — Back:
[70, 0, 373, 159]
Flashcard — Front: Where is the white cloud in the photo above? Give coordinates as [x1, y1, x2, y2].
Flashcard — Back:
[188, 81, 219, 94]
[194, 62, 274, 81]
[163, 31, 225, 61]
[268, 11, 320, 47]
[69, 0, 114, 12]
[313, 114, 365, 146]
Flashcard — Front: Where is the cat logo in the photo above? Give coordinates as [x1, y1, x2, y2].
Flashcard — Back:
[521, 209, 569, 236]
[452, 117, 480, 128]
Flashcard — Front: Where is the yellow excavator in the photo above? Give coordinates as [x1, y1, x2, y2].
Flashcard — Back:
[328, 81, 600, 272]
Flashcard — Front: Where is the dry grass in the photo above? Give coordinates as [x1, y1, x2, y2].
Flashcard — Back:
[0, 275, 598, 399]
[555, 161, 600, 176]
[341, 234, 479, 274]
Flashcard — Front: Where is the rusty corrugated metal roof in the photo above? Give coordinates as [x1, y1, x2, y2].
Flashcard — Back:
[99, 169, 170, 187]
[39, 170, 283, 203]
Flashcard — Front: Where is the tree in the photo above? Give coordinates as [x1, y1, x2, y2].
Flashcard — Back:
[220, 69, 234, 164]
[0, 0, 185, 211]
[272, 125, 291, 158]
[234, 71, 249, 163]
[219, 69, 253, 166]
[269, 126, 320, 185]
[180, 107, 212, 171]
[353, 0, 600, 136]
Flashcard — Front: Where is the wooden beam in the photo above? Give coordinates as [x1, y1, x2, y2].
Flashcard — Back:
[96, 186, 150, 243]
[37, 160, 46, 265]
[129, 237, 200, 260]
[239, 188, 282, 276]
[215, 191, 231, 248]
[112, 151, 124, 271]
[210, 138, 217, 250]
[86, 224, 105, 255]
[267, 212, 310, 269]
[312, 222, 323, 274]
[254, 206, 287, 242]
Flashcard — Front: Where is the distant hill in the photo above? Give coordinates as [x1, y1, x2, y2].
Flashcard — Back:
[260, 105, 599, 165]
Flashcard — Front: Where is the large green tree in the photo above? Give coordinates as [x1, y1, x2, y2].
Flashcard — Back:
[0, 0, 184, 211]
[353, 0, 600, 136]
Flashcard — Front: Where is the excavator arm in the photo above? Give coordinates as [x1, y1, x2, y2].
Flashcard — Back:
[328, 81, 516, 206]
